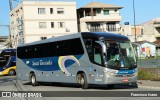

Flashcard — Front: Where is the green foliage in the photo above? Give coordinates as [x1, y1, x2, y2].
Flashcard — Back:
[138, 69, 160, 81]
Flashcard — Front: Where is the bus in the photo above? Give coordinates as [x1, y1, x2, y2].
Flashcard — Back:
[0, 49, 16, 75]
[16, 32, 137, 89]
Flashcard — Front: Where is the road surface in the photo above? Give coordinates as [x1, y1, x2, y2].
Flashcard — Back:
[0, 76, 159, 100]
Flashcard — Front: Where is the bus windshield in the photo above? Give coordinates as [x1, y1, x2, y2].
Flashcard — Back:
[105, 41, 137, 70]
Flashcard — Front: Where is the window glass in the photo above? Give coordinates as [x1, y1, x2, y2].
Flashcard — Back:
[39, 22, 47, 29]
[96, 9, 101, 14]
[58, 22, 65, 28]
[41, 37, 47, 40]
[50, 8, 53, 14]
[103, 10, 109, 15]
[17, 38, 84, 59]
[57, 8, 64, 14]
[38, 8, 45, 14]
[51, 22, 54, 28]
[94, 44, 102, 65]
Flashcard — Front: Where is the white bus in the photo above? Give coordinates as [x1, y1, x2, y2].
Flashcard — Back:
[16, 32, 137, 89]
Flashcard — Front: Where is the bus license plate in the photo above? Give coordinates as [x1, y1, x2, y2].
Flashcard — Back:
[122, 78, 128, 82]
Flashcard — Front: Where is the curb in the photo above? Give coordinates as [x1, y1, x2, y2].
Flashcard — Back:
[138, 85, 160, 90]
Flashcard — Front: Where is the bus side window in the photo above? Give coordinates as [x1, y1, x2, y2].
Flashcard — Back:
[57, 41, 70, 56]
[85, 39, 93, 62]
[94, 43, 102, 65]
[69, 38, 84, 55]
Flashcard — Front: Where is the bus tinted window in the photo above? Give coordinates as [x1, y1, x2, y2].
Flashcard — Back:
[57, 41, 70, 56]
[70, 38, 84, 55]
[17, 38, 84, 59]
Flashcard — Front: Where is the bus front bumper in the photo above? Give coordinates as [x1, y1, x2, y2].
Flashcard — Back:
[103, 74, 137, 85]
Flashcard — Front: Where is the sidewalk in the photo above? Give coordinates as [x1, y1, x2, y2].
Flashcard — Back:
[137, 80, 160, 89]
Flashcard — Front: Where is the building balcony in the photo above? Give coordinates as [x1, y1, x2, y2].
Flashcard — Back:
[155, 34, 160, 38]
[154, 24, 160, 28]
[86, 28, 120, 33]
[79, 13, 122, 22]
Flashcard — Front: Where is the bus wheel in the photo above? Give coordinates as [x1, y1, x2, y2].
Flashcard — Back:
[77, 73, 89, 89]
[8, 69, 16, 76]
[30, 73, 38, 86]
[132, 83, 138, 88]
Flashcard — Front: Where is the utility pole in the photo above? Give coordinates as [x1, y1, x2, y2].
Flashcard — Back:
[133, 0, 137, 42]
[9, 0, 13, 48]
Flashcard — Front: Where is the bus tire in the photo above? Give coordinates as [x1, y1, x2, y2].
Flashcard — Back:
[132, 83, 138, 88]
[30, 73, 38, 86]
[8, 69, 16, 76]
[77, 73, 89, 89]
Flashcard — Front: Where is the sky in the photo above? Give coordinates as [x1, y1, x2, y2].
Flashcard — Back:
[0, 0, 160, 36]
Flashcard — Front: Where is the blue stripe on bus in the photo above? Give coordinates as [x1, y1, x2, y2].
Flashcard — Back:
[22, 55, 82, 71]
[0, 67, 3, 72]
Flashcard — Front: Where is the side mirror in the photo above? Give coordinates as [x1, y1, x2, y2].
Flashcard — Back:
[95, 41, 106, 53]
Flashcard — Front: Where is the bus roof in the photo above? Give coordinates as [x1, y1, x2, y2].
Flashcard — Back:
[81, 32, 129, 41]
[18, 32, 130, 47]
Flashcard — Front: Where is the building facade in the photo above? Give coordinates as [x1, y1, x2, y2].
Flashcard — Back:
[0, 36, 8, 49]
[121, 18, 160, 42]
[133, 41, 157, 58]
[10, 0, 78, 47]
[77, 2, 123, 33]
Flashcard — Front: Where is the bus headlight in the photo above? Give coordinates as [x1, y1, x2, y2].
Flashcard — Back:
[133, 71, 138, 76]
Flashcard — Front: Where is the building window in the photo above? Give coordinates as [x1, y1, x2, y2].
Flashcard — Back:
[41, 37, 47, 40]
[58, 22, 65, 28]
[51, 22, 54, 28]
[39, 22, 47, 29]
[96, 9, 101, 14]
[38, 8, 45, 14]
[50, 8, 54, 14]
[103, 10, 109, 15]
[106, 23, 117, 31]
[141, 29, 144, 35]
[57, 8, 64, 14]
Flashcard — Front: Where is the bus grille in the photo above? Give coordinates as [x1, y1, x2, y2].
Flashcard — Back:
[114, 74, 134, 77]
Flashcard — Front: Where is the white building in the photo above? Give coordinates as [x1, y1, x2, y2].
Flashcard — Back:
[133, 41, 158, 58]
[10, 0, 78, 48]
[77, 2, 123, 33]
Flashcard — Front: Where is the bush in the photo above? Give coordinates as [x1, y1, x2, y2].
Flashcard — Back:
[138, 69, 160, 81]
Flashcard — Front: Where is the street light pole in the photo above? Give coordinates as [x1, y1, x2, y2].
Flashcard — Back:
[133, 0, 137, 42]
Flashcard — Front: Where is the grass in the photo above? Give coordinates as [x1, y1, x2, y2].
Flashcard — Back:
[138, 70, 160, 81]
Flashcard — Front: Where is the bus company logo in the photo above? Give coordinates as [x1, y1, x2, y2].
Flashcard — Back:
[32, 60, 53, 66]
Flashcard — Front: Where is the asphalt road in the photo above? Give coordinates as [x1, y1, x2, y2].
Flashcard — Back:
[138, 58, 160, 67]
[0, 76, 160, 100]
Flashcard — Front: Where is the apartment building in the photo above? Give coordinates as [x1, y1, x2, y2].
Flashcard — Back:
[77, 2, 123, 33]
[121, 18, 160, 42]
[10, 0, 77, 48]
